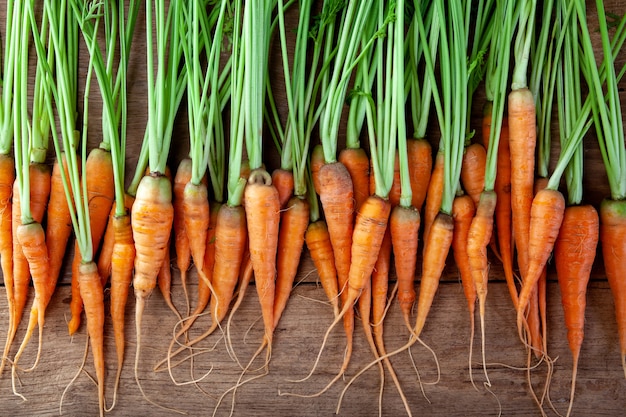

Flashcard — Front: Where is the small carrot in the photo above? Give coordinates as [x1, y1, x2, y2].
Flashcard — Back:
[305, 220, 339, 317]
[158, 236, 181, 321]
[97, 193, 135, 287]
[310, 144, 325, 196]
[339, 147, 370, 213]
[173, 158, 192, 315]
[390, 204, 420, 331]
[516, 188, 565, 341]
[422, 151, 444, 244]
[273, 196, 309, 329]
[555, 204, 599, 415]
[407, 138, 432, 212]
[461, 143, 487, 208]
[272, 168, 294, 209]
[182, 181, 210, 288]
[0, 155, 15, 375]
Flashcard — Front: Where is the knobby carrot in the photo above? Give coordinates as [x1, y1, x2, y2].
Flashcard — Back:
[273, 196, 309, 329]
[68, 148, 114, 335]
[173, 158, 192, 315]
[516, 188, 565, 343]
[555, 204, 599, 416]
[461, 143, 487, 208]
[451, 194, 477, 387]
[600, 198, 626, 378]
[422, 151, 444, 244]
[305, 219, 340, 317]
[407, 138, 432, 212]
[339, 147, 370, 213]
[390, 204, 420, 331]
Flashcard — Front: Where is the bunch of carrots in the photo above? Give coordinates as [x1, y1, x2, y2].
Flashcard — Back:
[0, 0, 625, 416]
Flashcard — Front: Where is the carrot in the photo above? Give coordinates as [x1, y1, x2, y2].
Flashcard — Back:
[244, 169, 281, 346]
[516, 188, 565, 341]
[183, 182, 210, 289]
[173, 158, 192, 315]
[77, 261, 106, 417]
[600, 198, 626, 378]
[407, 138, 432, 212]
[554, 204, 598, 415]
[68, 148, 115, 335]
[390, 204, 420, 331]
[158, 236, 182, 321]
[461, 143, 487, 208]
[422, 151, 444, 244]
[97, 193, 135, 286]
[339, 148, 370, 212]
[108, 212, 135, 409]
[0, 155, 15, 375]
[305, 219, 339, 316]
[11, 221, 49, 370]
[414, 212, 454, 338]
[508, 87, 536, 279]
[451, 194, 477, 386]
[310, 144, 325, 196]
[272, 168, 294, 209]
[273, 196, 309, 329]
[388, 152, 402, 208]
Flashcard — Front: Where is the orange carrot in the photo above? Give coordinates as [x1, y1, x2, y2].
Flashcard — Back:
[0, 154, 15, 375]
[390, 204, 420, 331]
[555, 204, 599, 416]
[407, 138, 432, 212]
[310, 144, 325, 195]
[414, 212, 454, 337]
[599, 198, 626, 378]
[508, 88, 536, 279]
[158, 237, 181, 320]
[244, 169, 281, 346]
[305, 220, 339, 317]
[516, 188, 565, 341]
[339, 147, 370, 212]
[451, 194, 477, 386]
[422, 151, 444, 244]
[389, 153, 402, 207]
[461, 143, 487, 208]
[68, 148, 115, 335]
[97, 193, 134, 287]
[273, 196, 309, 329]
[108, 212, 135, 409]
[272, 168, 294, 209]
[182, 182, 210, 289]
[173, 158, 192, 314]
[78, 261, 106, 417]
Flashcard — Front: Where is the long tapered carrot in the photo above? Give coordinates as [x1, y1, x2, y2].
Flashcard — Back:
[173, 158, 192, 314]
[415, 212, 454, 338]
[108, 212, 135, 410]
[461, 143, 487, 208]
[244, 169, 281, 346]
[508, 87, 536, 279]
[407, 138, 432, 212]
[422, 151, 444, 244]
[0, 155, 15, 375]
[516, 188, 565, 340]
[339, 148, 370, 213]
[273, 196, 309, 329]
[600, 198, 626, 378]
[305, 219, 339, 317]
[97, 193, 134, 287]
[451, 194, 477, 387]
[68, 148, 114, 335]
[182, 181, 210, 286]
[555, 204, 599, 416]
[390, 204, 420, 331]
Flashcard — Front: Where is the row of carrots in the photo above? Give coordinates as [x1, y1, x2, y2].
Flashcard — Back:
[0, 0, 625, 416]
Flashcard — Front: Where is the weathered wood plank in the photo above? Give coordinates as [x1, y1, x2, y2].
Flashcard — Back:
[0, 279, 624, 417]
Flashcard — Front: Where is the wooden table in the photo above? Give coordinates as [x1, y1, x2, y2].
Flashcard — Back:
[1, 1, 626, 416]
